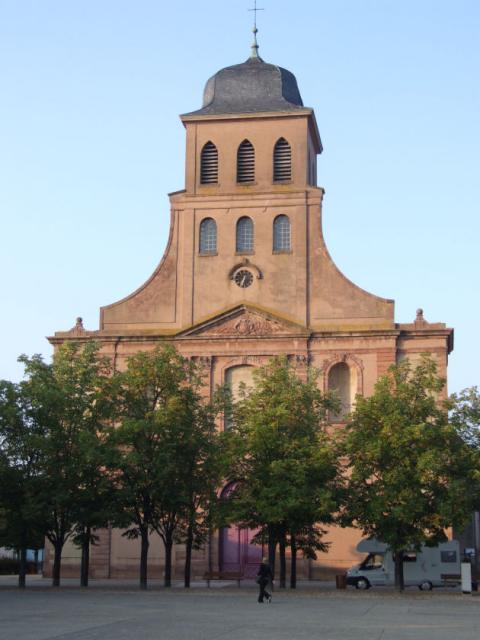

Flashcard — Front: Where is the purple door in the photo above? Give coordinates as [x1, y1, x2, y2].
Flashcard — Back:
[220, 525, 264, 578]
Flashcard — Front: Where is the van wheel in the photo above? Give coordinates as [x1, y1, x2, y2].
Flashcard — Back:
[418, 580, 433, 591]
[356, 577, 370, 590]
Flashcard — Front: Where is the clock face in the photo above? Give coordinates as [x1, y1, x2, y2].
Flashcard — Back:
[234, 269, 254, 288]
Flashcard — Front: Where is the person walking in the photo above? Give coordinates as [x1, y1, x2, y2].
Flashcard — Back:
[256, 557, 273, 603]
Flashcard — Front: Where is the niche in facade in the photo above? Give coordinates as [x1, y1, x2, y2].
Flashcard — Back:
[328, 362, 357, 422]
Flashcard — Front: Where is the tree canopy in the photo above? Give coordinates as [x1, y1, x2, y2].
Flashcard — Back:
[223, 356, 340, 587]
[2, 343, 479, 592]
[17, 342, 115, 586]
[0, 380, 46, 587]
[110, 345, 225, 588]
[340, 356, 479, 590]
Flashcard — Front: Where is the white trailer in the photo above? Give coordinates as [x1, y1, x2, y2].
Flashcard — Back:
[346, 539, 461, 590]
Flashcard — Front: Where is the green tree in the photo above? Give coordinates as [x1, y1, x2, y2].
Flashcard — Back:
[275, 441, 340, 588]
[450, 386, 480, 536]
[450, 386, 480, 450]
[340, 356, 479, 591]
[223, 357, 339, 588]
[111, 345, 220, 589]
[0, 381, 46, 588]
[107, 415, 158, 590]
[148, 388, 195, 589]
[176, 383, 228, 588]
[19, 342, 114, 587]
[71, 424, 119, 587]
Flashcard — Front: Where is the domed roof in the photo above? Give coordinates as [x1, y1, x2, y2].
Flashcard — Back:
[184, 55, 305, 117]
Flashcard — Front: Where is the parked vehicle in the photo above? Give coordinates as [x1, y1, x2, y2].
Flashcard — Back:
[346, 539, 461, 591]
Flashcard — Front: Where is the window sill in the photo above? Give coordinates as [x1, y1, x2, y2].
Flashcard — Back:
[273, 180, 293, 185]
[199, 252, 218, 257]
[235, 251, 255, 256]
[272, 249, 293, 255]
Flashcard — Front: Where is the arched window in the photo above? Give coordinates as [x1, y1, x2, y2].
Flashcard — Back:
[224, 366, 255, 430]
[200, 141, 218, 184]
[328, 362, 352, 422]
[273, 215, 291, 251]
[236, 217, 254, 253]
[237, 140, 255, 183]
[199, 218, 217, 254]
[273, 137, 292, 182]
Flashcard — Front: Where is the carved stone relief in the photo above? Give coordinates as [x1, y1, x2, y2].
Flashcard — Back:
[205, 311, 284, 336]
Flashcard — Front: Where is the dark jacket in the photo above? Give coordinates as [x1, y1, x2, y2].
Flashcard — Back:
[257, 562, 273, 581]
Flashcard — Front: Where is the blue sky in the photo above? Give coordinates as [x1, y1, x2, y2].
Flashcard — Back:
[0, 0, 479, 393]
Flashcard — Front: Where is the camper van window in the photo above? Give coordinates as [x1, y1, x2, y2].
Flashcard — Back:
[360, 553, 384, 570]
[403, 552, 417, 563]
[441, 550, 457, 563]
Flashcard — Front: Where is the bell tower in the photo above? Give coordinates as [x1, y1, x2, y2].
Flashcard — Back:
[90, 44, 394, 333]
[181, 53, 322, 195]
[172, 46, 332, 328]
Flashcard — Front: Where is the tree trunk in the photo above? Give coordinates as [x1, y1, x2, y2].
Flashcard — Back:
[52, 541, 63, 587]
[267, 526, 277, 578]
[34, 549, 39, 574]
[18, 546, 27, 589]
[164, 535, 173, 588]
[184, 521, 194, 588]
[279, 533, 286, 588]
[394, 550, 405, 592]
[290, 535, 297, 589]
[80, 526, 91, 587]
[207, 523, 212, 589]
[139, 528, 149, 590]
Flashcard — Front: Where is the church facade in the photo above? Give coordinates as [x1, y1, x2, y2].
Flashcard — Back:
[46, 46, 453, 580]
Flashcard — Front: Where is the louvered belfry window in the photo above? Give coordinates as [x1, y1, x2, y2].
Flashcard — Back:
[199, 218, 217, 254]
[200, 141, 218, 184]
[273, 137, 292, 182]
[273, 215, 291, 251]
[236, 217, 254, 252]
[237, 140, 255, 183]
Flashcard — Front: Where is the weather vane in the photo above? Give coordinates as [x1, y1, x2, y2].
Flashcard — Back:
[248, 0, 264, 58]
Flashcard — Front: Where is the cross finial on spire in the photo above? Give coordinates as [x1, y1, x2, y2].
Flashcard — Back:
[248, 1, 264, 59]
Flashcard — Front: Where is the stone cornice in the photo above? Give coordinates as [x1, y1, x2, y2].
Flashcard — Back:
[180, 108, 314, 123]
[168, 187, 324, 206]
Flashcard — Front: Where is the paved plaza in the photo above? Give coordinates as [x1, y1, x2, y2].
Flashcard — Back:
[0, 577, 479, 640]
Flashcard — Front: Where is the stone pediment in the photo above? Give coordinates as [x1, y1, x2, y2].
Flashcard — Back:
[177, 306, 307, 338]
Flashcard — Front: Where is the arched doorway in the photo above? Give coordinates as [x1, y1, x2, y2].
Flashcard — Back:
[219, 483, 264, 578]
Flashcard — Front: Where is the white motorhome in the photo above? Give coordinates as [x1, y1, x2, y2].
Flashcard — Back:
[346, 539, 460, 590]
